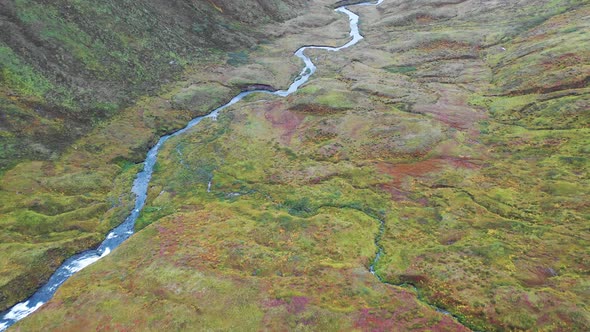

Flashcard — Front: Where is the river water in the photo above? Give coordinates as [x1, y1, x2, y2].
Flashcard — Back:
[0, 1, 384, 330]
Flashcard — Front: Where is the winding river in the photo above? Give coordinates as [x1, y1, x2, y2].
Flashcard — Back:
[0, 1, 384, 330]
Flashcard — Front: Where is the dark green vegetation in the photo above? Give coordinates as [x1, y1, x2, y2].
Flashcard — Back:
[4, 0, 590, 331]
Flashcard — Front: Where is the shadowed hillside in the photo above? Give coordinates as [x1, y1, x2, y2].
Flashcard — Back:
[0, 0, 309, 170]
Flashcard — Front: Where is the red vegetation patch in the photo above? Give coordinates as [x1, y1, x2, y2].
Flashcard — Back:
[542, 53, 585, 69]
[40, 299, 64, 310]
[354, 304, 469, 332]
[377, 157, 478, 200]
[515, 262, 558, 287]
[287, 296, 309, 314]
[399, 274, 430, 285]
[377, 159, 444, 187]
[354, 308, 397, 331]
[445, 156, 480, 169]
[484, 287, 585, 330]
[262, 298, 287, 308]
[264, 101, 306, 144]
[155, 213, 226, 270]
[413, 87, 487, 130]
[157, 221, 184, 258]
[378, 184, 413, 202]
[377, 159, 444, 201]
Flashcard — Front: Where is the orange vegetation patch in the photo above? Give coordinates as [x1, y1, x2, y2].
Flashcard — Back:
[264, 101, 306, 144]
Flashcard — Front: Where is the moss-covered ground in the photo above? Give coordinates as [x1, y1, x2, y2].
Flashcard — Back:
[4, 0, 590, 330]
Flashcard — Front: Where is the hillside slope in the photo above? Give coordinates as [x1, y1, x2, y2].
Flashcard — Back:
[0, 0, 309, 170]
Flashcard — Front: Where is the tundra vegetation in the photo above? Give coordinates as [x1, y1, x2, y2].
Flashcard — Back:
[1, 0, 589, 331]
